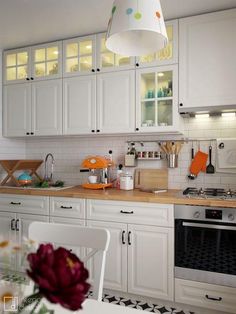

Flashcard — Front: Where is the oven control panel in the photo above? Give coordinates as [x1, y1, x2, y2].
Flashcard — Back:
[205, 209, 222, 220]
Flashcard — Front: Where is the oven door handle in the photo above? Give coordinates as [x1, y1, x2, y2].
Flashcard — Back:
[183, 222, 236, 231]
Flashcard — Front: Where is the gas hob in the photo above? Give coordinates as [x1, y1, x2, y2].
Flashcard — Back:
[183, 187, 236, 200]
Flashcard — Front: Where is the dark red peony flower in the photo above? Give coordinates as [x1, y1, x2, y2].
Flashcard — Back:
[27, 243, 90, 311]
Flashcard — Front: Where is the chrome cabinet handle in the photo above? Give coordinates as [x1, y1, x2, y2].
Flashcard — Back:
[11, 219, 16, 231]
[122, 231, 126, 244]
[205, 295, 222, 302]
[128, 231, 132, 245]
[60, 206, 73, 209]
[15, 219, 20, 232]
[10, 202, 21, 205]
[120, 210, 134, 214]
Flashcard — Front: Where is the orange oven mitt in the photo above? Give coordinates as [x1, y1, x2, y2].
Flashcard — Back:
[190, 151, 208, 175]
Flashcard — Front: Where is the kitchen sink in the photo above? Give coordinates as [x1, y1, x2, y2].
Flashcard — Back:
[2, 185, 75, 191]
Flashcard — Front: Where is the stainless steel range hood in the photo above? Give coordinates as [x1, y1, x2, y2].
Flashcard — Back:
[179, 104, 236, 117]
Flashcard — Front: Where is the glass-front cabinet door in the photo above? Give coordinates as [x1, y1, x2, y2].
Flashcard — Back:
[136, 65, 179, 132]
[31, 41, 62, 80]
[63, 35, 96, 77]
[136, 20, 178, 68]
[4, 48, 31, 84]
[96, 33, 135, 72]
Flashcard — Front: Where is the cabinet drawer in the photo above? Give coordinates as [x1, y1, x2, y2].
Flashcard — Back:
[0, 194, 49, 215]
[87, 200, 174, 227]
[175, 278, 236, 313]
[50, 197, 86, 219]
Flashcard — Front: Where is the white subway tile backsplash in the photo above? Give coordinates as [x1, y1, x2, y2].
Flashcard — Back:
[23, 115, 236, 189]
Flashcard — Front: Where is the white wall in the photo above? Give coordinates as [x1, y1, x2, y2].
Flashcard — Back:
[0, 49, 26, 180]
[25, 115, 236, 190]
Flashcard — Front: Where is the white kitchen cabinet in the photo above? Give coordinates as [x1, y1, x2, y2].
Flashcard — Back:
[0, 211, 16, 270]
[128, 224, 174, 300]
[3, 79, 62, 137]
[97, 70, 135, 133]
[17, 213, 49, 272]
[0, 195, 49, 272]
[179, 9, 236, 111]
[3, 42, 62, 85]
[136, 65, 180, 133]
[87, 199, 174, 300]
[3, 48, 31, 85]
[175, 278, 236, 314]
[50, 197, 86, 219]
[3, 83, 31, 137]
[63, 75, 96, 135]
[63, 35, 96, 77]
[136, 20, 178, 68]
[87, 220, 128, 292]
[96, 33, 135, 73]
[32, 79, 62, 135]
[87, 199, 174, 227]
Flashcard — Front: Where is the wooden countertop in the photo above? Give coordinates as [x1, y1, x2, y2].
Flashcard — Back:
[0, 186, 236, 208]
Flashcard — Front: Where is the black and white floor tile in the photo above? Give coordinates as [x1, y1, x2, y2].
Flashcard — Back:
[89, 292, 194, 314]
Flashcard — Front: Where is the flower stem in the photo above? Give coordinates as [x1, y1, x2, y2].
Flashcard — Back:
[29, 296, 42, 314]
[17, 292, 42, 314]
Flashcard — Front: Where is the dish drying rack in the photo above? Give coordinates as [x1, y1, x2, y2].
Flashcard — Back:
[0, 160, 43, 187]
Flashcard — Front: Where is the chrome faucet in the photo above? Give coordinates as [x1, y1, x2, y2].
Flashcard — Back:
[44, 153, 55, 182]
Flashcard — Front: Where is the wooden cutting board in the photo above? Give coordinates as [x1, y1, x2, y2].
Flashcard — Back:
[134, 168, 168, 190]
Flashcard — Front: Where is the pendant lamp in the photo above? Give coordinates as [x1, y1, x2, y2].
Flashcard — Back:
[105, 0, 168, 56]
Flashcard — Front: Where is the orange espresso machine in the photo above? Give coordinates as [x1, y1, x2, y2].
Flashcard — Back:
[81, 156, 114, 189]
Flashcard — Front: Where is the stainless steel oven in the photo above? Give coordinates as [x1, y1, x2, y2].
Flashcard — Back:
[175, 205, 236, 288]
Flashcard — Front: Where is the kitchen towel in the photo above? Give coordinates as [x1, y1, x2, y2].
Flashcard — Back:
[190, 151, 208, 175]
[216, 138, 236, 173]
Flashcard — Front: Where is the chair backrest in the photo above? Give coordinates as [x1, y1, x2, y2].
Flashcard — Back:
[28, 222, 110, 301]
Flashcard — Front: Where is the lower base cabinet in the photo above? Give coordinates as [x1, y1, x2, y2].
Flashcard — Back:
[175, 278, 236, 314]
[87, 220, 174, 301]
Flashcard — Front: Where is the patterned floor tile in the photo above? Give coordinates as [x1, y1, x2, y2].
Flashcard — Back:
[90, 291, 194, 313]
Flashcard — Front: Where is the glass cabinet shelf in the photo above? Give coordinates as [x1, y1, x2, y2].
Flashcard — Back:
[63, 36, 95, 75]
[137, 65, 178, 130]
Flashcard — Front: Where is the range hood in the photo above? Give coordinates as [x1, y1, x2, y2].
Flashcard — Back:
[179, 104, 236, 117]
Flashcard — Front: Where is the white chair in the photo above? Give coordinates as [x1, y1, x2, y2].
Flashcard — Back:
[28, 222, 110, 301]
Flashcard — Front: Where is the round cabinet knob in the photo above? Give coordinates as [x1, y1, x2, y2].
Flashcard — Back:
[26, 132, 30, 135]
[91, 130, 95, 133]
[26, 78, 30, 81]
[179, 103, 183, 107]
[97, 68, 100, 72]
[135, 128, 139, 131]
[31, 77, 34, 80]
[91, 69, 95, 73]
[193, 211, 200, 219]
[96, 129, 100, 133]
[136, 63, 140, 67]
[228, 213, 235, 221]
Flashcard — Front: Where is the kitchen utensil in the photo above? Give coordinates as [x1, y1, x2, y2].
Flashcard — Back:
[189, 150, 208, 176]
[206, 145, 215, 174]
[167, 154, 178, 168]
[158, 142, 168, 154]
[188, 143, 196, 180]
[134, 168, 168, 190]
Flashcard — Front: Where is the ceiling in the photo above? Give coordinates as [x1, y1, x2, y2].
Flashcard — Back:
[0, 0, 236, 49]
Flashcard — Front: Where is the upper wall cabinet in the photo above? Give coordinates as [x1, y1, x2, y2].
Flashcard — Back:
[96, 33, 135, 72]
[179, 9, 236, 110]
[63, 35, 96, 77]
[136, 20, 178, 68]
[4, 48, 31, 84]
[3, 41, 62, 84]
[136, 65, 180, 133]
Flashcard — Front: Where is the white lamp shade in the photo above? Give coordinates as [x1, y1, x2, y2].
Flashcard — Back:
[105, 0, 168, 56]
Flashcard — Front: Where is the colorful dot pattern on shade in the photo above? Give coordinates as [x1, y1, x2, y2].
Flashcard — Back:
[134, 12, 142, 20]
[112, 6, 116, 14]
[156, 11, 161, 18]
[126, 8, 133, 15]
